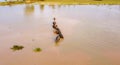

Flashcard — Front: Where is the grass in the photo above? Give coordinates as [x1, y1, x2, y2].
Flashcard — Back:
[0, 1, 25, 6]
[11, 45, 24, 51]
[33, 48, 42, 52]
[0, 0, 120, 6]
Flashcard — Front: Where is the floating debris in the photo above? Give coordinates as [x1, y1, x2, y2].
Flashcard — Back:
[33, 48, 42, 52]
[11, 45, 24, 51]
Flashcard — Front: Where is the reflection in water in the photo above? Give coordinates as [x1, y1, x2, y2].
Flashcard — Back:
[55, 38, 63, 46]
[40, 5, 44, 11]
[55, 35, 60, 43]
[24, 5, 34, 15]
[49, 5, 55, 9]
[58, 5, 62, 8]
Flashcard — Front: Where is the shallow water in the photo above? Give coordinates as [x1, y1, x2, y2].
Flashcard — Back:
[0, 5, 120, 65]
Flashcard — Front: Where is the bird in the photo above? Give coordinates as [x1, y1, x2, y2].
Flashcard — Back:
[55, 35, 61, 43]
[53, 17, 56, 20]
[55, 28, 64, 38]
[53, 17, 56, 25]
[53, 25, 58, 29]
[53, 21, 56, 25]
[54, 29, 59, 34]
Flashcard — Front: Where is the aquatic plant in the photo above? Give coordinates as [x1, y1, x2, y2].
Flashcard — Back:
[33, 48, 42, 52]
[11, 45, 24, 51]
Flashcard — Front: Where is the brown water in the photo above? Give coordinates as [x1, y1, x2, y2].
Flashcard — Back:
[0, 5, 120, 65]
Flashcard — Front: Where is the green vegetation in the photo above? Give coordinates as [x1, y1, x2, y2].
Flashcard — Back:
[0, 0, 120, 5]
[10, 45, 42, 52]
[37, 0, 120, 5]
[11, 45, 24, 51]
[33, 48, 42, 52]
[0, 1, 25, 6]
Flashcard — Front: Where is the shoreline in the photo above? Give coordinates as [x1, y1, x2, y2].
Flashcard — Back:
[0, 1, 120, 6]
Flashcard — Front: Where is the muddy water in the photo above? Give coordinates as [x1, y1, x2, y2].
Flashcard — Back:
[0, 5, 120, 65]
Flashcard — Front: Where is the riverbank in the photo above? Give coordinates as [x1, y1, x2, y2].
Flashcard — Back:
[0, 1, 24, 6]
[37, 1, 120, 5]
[0, 1, 120, 6]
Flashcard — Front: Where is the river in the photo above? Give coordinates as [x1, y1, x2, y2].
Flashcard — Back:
[0, 4, 120, 65]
